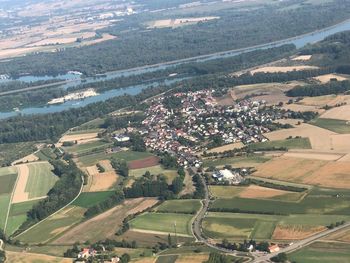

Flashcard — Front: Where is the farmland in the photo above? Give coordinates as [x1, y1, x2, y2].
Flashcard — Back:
[203, 155, 271, 168]
[253, 156, 350, 188]
[309, 118, 350, 134]
[129, 165, 178, 184]
[17, 205, 86, 244]
[202, 212, 350, 241]
[155, 200, 201, 214]
[54, 198, 158, 244]
[288, 241, 350, 263]
[6, 200, 40, 235]
[72, 191, 115, 208]
[78, 150, 154, 166]
[247, 137, 311, 150]
[320, 104, 350, 121]
[63, 140, 112, 155]
[130, 213, 193, 236]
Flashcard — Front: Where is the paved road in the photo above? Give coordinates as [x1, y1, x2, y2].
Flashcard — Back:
[251, 222, 350, 262]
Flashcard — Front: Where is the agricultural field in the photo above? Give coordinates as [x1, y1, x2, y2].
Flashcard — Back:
[12, 162, 58, 204]
[155, 200, 201, 214]
[309, 118, 350, 134]
[6, 200, 40, 235]
[59, 132, 99, 145]
[320, 104, 350, 121]
[78, 150, 153, 166]
[129, 165, 178, 184]
[210, 185, 305, 202]
[128, 156, 160, 169]
[265, 123, 337, 152]
[253, 156, 350, 188]
[72, 191, 115, 208]
[207, 142, 244, 153]
[63, 140, 112, 155]
[5, 251, 72, 263]
[0, 166, 18, 229]
[313, 73, 348, 83]
[129, 213, 193, 236]
[247, 138, 311, 150]
[203, 155, 271, 168]
[85, 164, 119, 192]
[250, 66, 319, 74]
[54, 198, 158, 244]
[288, 241, 350, 263]
[248, 138, 311, 151]
[16, 205, 86, 244]
[203, 213, 350, 242]
[211, 193, 350, 215]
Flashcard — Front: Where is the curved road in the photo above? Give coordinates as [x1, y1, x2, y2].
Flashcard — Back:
[190, 171, 350, 262]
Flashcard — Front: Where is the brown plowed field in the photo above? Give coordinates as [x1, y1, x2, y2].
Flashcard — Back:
[128, 156, 160, 169]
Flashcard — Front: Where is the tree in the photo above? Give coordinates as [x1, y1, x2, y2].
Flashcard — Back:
[111, 158, 129, 177]
[271, 253, 288, 263]
[171, 177, 184, 194]
[167, 234, 173, 247]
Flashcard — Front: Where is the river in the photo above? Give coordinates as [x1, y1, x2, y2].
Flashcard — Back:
[1, 18, 350, 119]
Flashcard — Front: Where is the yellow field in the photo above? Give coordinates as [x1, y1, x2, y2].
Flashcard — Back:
[313, 74, 347, 83]
[253, 157, 350, 188]
[250, 66, 319, 74]
[320, 104, 350, 121]
[6, 251, 71, 263]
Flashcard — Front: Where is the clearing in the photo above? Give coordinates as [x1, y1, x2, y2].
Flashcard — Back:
[313, 73, 347, 83]
[291, 55, 312, 61]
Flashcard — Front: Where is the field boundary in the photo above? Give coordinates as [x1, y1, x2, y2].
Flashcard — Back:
[3, 166, 19, 233]
[13, 176, 84, 239]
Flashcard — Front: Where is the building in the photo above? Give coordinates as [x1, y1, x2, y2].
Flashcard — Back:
[114, 134, 130, 142]
[213, 169, 244, 184]
[268, 244, 280, 253]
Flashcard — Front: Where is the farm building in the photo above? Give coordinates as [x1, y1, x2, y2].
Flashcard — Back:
[114, 134, 130, 142]
[213, 169, 243, 184]
[268, 244, 280, 253]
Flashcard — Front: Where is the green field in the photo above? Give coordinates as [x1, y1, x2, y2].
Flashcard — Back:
[289, 242, 350, 263]
[6, 200, 40, 235]
[203, 155, 271, 168]
[211, 194, 350, 215]
[129, 165, 178, 185]
[17, 206, 85, 244]
[35, 148, 57, 161]
[203, 216, 256, 239]
[72, 191, 115, 208]
[78, 150, 153, 166]
[247, 137, 311, 150]
[0, 166, 17, 176]
[309, 118, 350, 133]
[203, 213, 350, 241]
[130, 212, 193, 236]
[64, 140, 112, 155]
[155, 255, 178, 263]
[25, 162, 59, 199]
[156, 200, 201, 214]
[209, 185, 246, 198]
[0, 173, 17, 195]
[0, 194, 11, 229]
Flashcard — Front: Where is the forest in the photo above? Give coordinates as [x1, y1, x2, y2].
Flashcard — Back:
[0, 0, 349, 76]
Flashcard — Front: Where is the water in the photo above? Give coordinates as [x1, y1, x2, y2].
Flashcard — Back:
[2, 18, 350, 119]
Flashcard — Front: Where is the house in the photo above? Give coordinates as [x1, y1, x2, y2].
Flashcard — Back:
[78, 248, 96, 259]
[268, 244, 280, 253]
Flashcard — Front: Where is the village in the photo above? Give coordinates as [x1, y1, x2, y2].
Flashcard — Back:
[130, 90, 290, 176]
